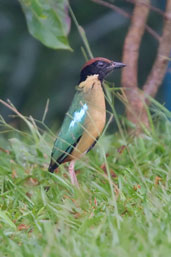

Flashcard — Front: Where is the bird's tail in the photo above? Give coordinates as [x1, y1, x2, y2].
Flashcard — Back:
[48, 159, 59, 173]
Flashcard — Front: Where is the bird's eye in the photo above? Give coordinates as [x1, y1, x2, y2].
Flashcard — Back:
[97, 61, 104, 67]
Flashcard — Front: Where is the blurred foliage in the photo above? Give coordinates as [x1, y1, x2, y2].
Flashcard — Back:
[0, 0, 166, 129]
[19, 0, 71, 50]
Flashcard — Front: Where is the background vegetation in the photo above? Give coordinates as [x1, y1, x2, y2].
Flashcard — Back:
[0, 100, 171, 257]
[0, 0, 171, 256]
[0, 0, 169, 127]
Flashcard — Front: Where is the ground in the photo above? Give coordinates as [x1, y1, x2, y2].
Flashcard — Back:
[0, 104, 171, 257]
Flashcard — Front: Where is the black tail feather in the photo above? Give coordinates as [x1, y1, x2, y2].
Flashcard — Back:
[48, 160, 59, 173]
[48, 136, 82, 173]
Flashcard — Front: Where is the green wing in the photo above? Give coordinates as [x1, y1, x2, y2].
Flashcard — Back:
[49, 91, 88, 172]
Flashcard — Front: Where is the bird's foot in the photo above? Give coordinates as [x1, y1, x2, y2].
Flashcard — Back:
[69, 160, 79, 188]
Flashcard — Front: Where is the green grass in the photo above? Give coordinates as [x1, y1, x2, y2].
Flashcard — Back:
[0, 100, 171, 257]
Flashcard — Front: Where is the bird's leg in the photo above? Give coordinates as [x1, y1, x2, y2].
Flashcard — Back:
[68, 160, 79, 187]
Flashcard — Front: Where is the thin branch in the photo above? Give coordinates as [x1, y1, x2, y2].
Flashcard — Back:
[125, 0, 166, 17]
[91, 0, 160, 41]
[143, 0, 171, 99]
[145, 25, 161, 41]
[92, 0, 130, 18]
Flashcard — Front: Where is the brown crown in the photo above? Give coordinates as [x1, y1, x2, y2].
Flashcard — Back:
[81, 57, 112, 70]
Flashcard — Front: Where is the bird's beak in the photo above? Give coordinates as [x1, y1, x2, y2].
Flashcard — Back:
[106, 61, 126, 74]
[111, 61, 126, 69]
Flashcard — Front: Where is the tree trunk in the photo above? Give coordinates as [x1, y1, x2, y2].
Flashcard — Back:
[122, 0, 171, 134]
[121, 0, 150, 134]
[92, 0, 171, 135]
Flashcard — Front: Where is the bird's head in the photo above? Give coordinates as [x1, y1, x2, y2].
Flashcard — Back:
[80, 57, 126, 82]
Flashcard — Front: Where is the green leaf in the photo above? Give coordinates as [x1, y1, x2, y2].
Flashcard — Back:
[0, 211, 16, 229]
[19, 0, 72, 50]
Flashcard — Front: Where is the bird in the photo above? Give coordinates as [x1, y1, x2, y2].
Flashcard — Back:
[48, 57, 126, 187]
